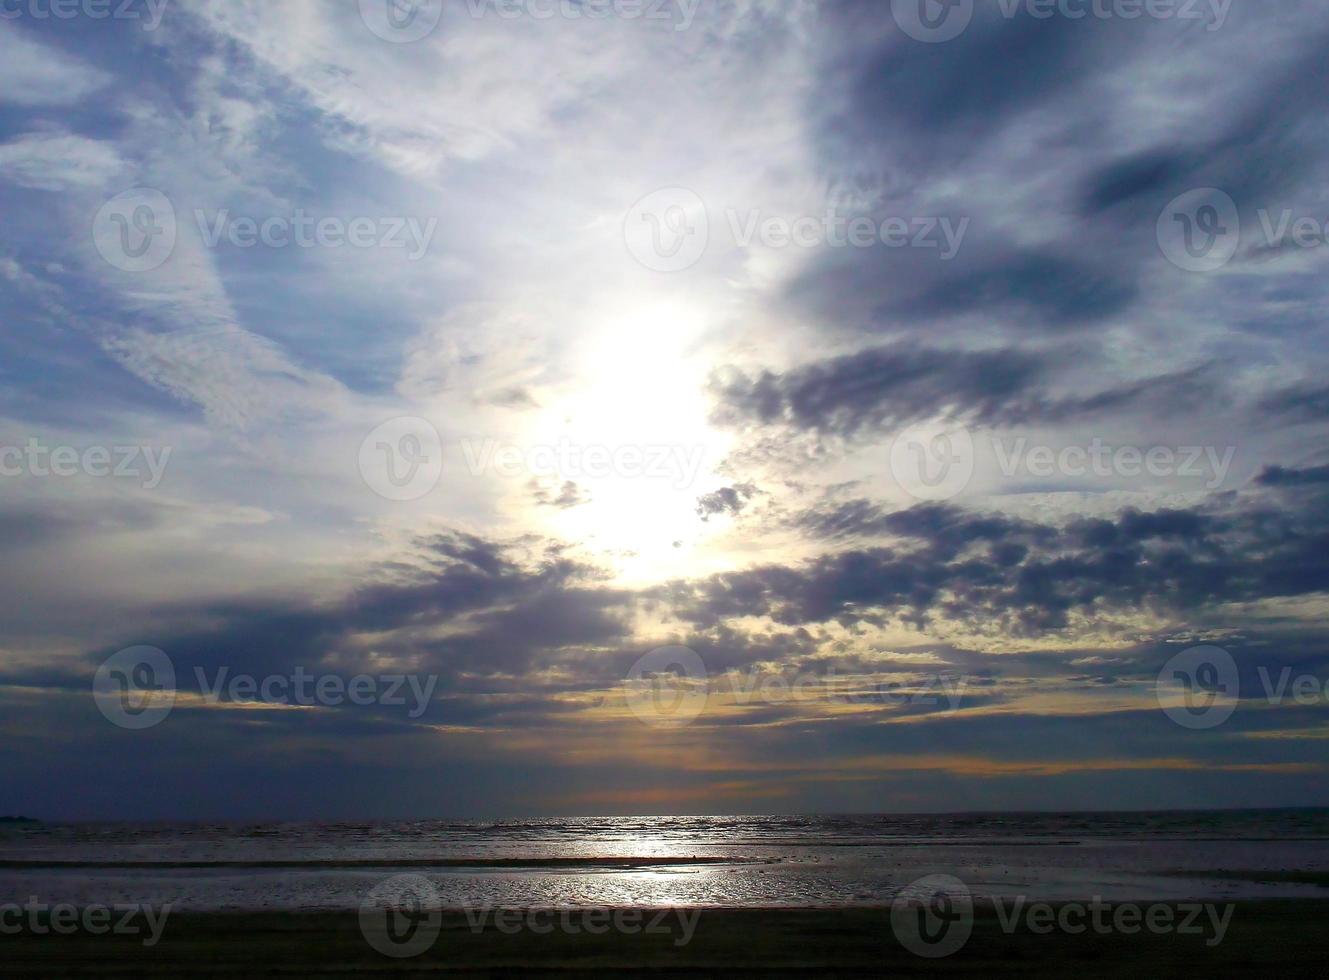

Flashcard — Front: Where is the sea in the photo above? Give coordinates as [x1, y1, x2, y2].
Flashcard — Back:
[2, 811, 1327, 911]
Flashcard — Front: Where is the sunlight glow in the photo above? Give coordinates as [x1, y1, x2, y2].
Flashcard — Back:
[518, 300, 737, 584]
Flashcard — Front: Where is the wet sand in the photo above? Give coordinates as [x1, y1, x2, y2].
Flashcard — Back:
[3, 901, 1326, 978]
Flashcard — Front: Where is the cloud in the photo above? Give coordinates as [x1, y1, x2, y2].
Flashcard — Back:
[530, 479, 592, 510]
[710, 345, 1043, 437]
[669, 489, 1329, 634]
[1077, 31, 1329, 219]
[1259, 381, 1329, 425]
[709, 343, 1217, 440]
[0, 132, 124, 191]
[181, 0, 659, 176]
[62, 531, 635, 694]
[0, 23, 111, 106]
[1257, 464, 1329, 487]
[696, 484, 759, 522]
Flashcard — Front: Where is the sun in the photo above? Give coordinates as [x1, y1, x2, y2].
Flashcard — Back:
[516, 300, 738, 584]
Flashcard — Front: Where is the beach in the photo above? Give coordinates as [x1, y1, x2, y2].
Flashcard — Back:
[4, 813, 1327, 975]
[4, 903, 1328, 977]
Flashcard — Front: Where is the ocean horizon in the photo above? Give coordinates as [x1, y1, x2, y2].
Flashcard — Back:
[6, 809, 1328, 912]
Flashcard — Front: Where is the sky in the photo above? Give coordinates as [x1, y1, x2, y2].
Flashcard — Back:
[1, 0, 1328, 821]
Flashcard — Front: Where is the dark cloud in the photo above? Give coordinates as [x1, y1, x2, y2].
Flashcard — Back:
[818, 4, 1126, 164]
[1257, 464, 1329, 487]
[710, 345, 1042, 437]
[887, 250, 1138, 328]
[791, 8, 1329, 356]
[57, 533, 634, 708]
[790, 8, 1151, 336]
[799, 499, 1055, 552]
[709, 343, 1216, 439]
[782, 231, 1141, 336]
[1079, 150, 1198, 214]
[0, 498, 164, 547]
[530, 479, 591, 509]
[669, 492, 1329, 634]
[1078, 33, 1329, 219]
[1259, 382, 1329, 425]
[486, 387, 540, 409]
[696, 483, 759, 522]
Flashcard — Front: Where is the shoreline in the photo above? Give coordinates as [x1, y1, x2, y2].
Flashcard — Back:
[4, 901, 1327, 977]
[0, 855, 757, 871]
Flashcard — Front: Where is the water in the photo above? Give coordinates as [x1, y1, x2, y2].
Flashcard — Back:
[2, 811, 1327, 911]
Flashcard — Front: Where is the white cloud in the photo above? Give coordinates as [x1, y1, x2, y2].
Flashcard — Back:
[182, 0, 699, 177]
[0, 22, 111, 106]
[0, 132, 124, 190]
